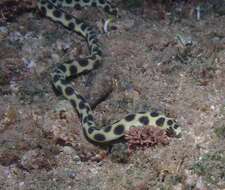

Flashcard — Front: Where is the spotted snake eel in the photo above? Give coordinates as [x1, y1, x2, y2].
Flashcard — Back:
[37, 0, 181, 143]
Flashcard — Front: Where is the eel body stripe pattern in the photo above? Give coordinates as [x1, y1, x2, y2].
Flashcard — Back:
[37, 0, 181, 143]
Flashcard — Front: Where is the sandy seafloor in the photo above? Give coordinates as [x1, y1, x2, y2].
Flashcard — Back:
[0, 1, 225, 190]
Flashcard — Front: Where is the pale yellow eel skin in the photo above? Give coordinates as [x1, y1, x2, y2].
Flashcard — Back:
[37, 0, 181, 143]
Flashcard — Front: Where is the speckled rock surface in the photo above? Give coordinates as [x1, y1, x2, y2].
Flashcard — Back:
[0, 1, 225, 190]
